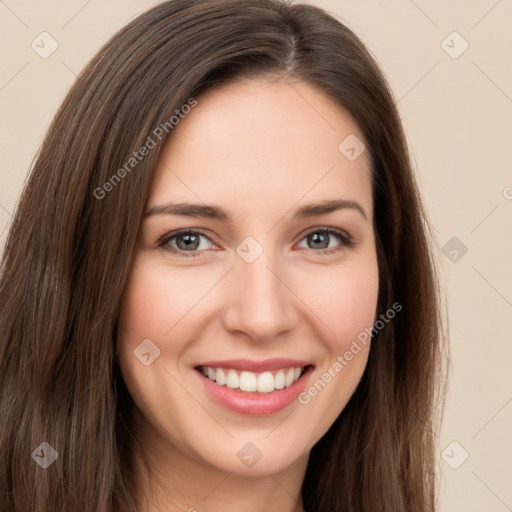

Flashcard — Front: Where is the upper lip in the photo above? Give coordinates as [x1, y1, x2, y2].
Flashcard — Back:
[194, 358, 313, 373]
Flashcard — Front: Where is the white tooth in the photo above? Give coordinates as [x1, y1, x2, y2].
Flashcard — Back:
[239, 371, 257, 392]
[203, 365, 302, 392]
[274, 369, 285, 389]
[257, 371, 275, 393]
[284, 368, 295, 387]
[215, 368, 226, 386]
[207, 367, 216, 381]
[226, 369, 239, 389]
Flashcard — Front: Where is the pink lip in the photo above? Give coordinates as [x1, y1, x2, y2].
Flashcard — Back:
[194, 358, 312, 373]
[194, 364, 314, 416]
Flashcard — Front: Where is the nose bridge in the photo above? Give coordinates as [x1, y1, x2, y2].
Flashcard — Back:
[222, 242, 296, 340]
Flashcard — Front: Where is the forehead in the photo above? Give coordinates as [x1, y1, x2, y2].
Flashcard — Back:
[146, 78, 372, 220]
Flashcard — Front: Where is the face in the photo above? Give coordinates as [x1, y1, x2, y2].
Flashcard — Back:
[117, 77, 379, 478]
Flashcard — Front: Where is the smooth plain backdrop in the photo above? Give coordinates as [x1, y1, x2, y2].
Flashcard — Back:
[1, 1, 511, 510]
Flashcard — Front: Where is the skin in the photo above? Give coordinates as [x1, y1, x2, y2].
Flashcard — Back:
[117, 77, 379, 512]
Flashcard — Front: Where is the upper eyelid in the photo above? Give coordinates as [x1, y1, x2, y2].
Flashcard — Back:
[160, 228, 216, 245]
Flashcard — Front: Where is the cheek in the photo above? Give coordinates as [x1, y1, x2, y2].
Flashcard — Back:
[116, 260, 209, 434]
[296, 258, 379, 350]
[118, 259, 209, 347]
[118, 267, 171, 341]
[295, 259, 378, 423]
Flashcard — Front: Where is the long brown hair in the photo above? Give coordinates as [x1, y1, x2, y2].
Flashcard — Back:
[0, 0, 447, 510]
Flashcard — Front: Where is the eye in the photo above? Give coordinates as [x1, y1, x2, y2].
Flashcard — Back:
[296, 227, 355, 255]
[158, 229, 216, 258]
[158, 227, 355, 258]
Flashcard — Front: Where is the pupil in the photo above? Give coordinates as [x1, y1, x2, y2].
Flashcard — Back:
[178, 234, 199, 251]
[310, 232, 328, 249]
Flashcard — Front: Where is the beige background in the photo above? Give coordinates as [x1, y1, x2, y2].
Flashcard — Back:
[1, 1, 511, 510]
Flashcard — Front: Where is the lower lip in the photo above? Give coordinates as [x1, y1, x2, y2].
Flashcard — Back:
[195, 366, 313, 416]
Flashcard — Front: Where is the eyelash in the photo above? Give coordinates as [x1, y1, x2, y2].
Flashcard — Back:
[157, 227, 355, 258]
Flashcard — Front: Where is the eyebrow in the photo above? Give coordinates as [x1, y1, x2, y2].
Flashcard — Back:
[143, 198, 368, 222]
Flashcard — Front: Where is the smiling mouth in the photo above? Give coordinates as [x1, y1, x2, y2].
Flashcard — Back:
[195, 364, 314, 394]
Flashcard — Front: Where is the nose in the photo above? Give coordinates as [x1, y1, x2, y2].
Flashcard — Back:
[221, 249, 298, 342]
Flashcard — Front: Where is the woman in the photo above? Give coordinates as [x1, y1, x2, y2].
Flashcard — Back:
[0, 0, 447, 510]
